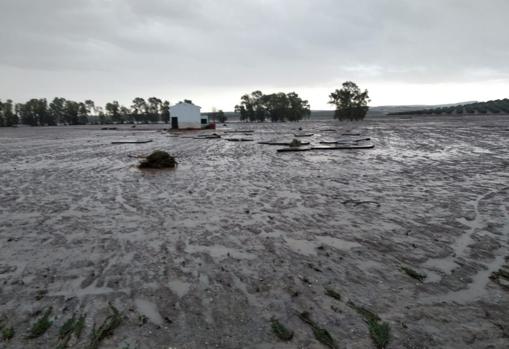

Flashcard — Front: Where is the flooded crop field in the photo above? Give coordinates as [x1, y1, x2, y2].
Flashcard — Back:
[0, 115, 508, 348]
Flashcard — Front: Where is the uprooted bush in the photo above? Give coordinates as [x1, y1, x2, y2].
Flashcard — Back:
[139, 150, 177, 169]
[289, 139, 303, 148]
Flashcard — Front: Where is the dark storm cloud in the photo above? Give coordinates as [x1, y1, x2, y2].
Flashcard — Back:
[1, 0, 508, 107]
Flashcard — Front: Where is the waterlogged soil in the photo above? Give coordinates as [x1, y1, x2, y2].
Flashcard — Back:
[0, 115, 508, 349]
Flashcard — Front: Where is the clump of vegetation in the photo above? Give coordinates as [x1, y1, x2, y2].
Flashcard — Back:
[56, 313, 87, 348]
[27, 307, 53, 339]
[289, 139, 303, 148]
[2, 326, 14, 341]
[138, 150, 177, 169]
[490, 266, 509, 288]
[87, 304, 122, 349]
[324, 288, 341, 301]
[347, 301, 390, 348]
[401, 266, 427, 282]
[368, 319, 391, 349]
[270, 318, 294, 341]
[298, 312, 337, 349]
[74, 314, 86, 339]
[346, 301, 380, 323]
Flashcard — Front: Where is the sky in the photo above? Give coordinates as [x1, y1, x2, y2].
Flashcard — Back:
[1, 0, 508, 111]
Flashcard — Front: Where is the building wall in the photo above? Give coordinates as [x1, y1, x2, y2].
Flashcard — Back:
[169, 103, 205, 128]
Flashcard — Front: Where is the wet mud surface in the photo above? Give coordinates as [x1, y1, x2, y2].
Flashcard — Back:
[0, 115, 508, 348]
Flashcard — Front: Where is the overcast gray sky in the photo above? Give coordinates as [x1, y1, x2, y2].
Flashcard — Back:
[1, 0, 508, 111]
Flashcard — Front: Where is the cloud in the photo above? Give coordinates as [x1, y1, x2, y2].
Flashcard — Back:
[0, 0, 508, 109]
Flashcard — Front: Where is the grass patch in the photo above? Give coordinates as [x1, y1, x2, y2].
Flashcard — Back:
[139, 150, 177, 169]
[401, 266, 427, 282]
[368, 319, 391, 349]
[298, 312, 337, 349]
[346, 301, 380, 323]
[2, 326, 14, 341]
[270, 318, 294, 341]
[324, 288, 341, 301]
[27, 307, 53, 339]
[87, 304, 122, 349]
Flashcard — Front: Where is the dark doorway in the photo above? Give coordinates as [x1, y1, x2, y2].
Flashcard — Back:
[171, 117, 179, 129]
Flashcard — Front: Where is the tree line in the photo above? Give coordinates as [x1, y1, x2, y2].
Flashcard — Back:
[234, 82, 370, 122]
[0, 81, 371, 127]
[388, 98, 509, 116]
[0, 97, 171, 126]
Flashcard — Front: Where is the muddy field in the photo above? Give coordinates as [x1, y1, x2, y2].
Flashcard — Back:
[0, 115, 508, 349]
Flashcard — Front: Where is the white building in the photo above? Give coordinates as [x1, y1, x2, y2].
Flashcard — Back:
[169, 101, 208, 129]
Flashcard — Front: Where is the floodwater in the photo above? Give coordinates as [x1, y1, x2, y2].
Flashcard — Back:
[0, 115, 508, 348]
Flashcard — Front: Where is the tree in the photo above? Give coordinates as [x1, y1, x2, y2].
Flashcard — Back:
[132, 97, 147, 123]
[63, 100, 80, 125]
[161, 100, 170, 123]
[328, 81, 370, 121]
[0, 99, 18, 127]
[147, 97, 162, 123]
[235, 91, 310, 122]
[217, 110, 226, 123]
[49, 97, 66, 124]
[105, 101, 121, 123]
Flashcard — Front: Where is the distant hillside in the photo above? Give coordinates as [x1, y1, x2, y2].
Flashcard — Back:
[388, 98, 509, 116]
[203, 99, 508, 120]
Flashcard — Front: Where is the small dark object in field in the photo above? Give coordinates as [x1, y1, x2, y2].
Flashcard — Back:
[139, 150, 177, 169]
[368, 319, 391, 349]
[111, 140, 152, 144]
[101, 127, 117, 130]
[294, 133, 314, 137]
[277, 147, 312, 152]
[225, 138, 253, 142]
[258, 141, 310, 146]
[27, 307, 53, 339]
[401, 266, 427, 282]
[270, 318, 294, 341]
[298, 312, 337, 349]
[289, 139, 303, 148]
[347, 301, 381, 323]
[2, 326, 14, 340]
[35, 289, 47, 300]
[325, 288, 341, 301]
[312, 144, 374, 150]
[87, 304, 122, 349]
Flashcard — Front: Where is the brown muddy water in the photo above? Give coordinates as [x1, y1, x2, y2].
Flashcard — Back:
[0, 116, 508, 349]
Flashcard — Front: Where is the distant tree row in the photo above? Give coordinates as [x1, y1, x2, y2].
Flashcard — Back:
[234, 91, 311, 122]
[0, 97, 171, 126]
[389, 98, 509, 116]
[234, 82, 370, 122]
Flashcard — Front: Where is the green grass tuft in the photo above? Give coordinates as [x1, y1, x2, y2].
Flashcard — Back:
[87, 304, 122, 349]
[368, 319, 391, 349]
[270, 318, 294, 341]
[401, 266, 427, 282]
[346, 301, 381, 323]
[27, 307, 53, 339]
[298, 312, 337, 349]
[2, 326, 14, 341]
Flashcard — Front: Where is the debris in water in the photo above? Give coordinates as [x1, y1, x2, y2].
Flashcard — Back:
[270, 318, 294, 341]
[139, 150, 177, 169]
[401, 266, 427, 282]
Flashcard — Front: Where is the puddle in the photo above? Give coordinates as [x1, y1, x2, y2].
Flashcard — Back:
[168, 280, 191, 298]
